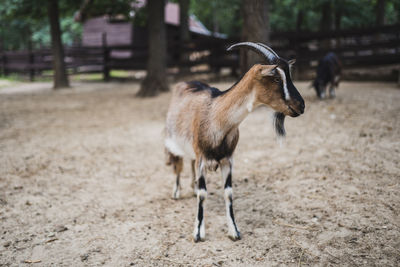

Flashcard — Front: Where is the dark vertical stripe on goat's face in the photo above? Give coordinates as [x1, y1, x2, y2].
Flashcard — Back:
[278, 59, 303, 104]
[277, 59, 305, 116]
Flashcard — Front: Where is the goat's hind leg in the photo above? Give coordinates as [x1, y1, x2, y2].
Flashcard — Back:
[193, 158, 207, 242]
[167, 152, 183, 199]
[220, 158, 241, 241]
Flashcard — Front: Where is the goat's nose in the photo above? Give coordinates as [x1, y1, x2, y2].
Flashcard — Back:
[294, 99, 305, 114]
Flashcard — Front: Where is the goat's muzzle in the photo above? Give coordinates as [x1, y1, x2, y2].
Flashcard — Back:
[287, 98, 305, 117]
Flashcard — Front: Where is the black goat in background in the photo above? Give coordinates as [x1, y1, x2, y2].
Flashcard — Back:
[313, 52, 342, 99]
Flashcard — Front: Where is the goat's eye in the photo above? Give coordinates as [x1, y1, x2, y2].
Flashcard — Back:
[274, 77, 280, 83]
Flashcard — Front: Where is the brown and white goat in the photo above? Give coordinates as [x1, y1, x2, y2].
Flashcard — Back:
[165, 42, 305, 242]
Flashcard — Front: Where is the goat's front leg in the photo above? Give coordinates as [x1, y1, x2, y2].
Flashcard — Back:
[329, 85, 336, 98]
[220, 158, 241, 241]
[193, 158, 207, 242]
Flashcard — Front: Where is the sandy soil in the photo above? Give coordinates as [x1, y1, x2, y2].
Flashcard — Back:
[0, 80, 399, 266]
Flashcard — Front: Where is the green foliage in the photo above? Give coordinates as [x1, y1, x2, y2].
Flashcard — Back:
[60, 17, 82, 46]
[190, 0, 242, 37]
[133, 5, 148, 27]
[0, 0, 128, 50]
[0, 0, 82, 50]
[189, 0, 400, 35]
[1, 0, 399, 50]
[78, 0, 132, 18]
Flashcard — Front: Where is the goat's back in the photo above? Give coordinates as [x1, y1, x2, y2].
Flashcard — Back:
[316, 52, 341, 84]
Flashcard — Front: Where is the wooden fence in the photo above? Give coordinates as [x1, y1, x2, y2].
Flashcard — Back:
[0, 24, 399, 81]
[272, 24, 400, 70]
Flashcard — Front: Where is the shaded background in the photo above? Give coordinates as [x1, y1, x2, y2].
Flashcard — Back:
[0, 0, 399, 94]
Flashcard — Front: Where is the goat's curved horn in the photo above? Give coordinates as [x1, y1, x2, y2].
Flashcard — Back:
[256, 43, 280, 60]
[227, 42, 278, 63]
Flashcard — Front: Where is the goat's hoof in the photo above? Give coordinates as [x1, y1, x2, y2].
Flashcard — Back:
[193, 228, 205, 242]
[193, 233, 205, 243]
[228, 231, 241, 241]
[172, 190, 180, 200]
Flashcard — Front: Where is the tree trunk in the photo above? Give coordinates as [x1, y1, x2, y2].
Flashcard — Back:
[320, 1, 333, 50]
[296, 9, 304, 32]
[48, 0, 69, 89]
[320, 1, 332, 31]
[374, 0, 385, 45]
[179, 0, 190, 43]
[334, 2, 343, 48]
[240, 0, 270, 75]
[376, 0, 385, 26]
[137, 0, 169, 97]
[179, 0, 190, 74]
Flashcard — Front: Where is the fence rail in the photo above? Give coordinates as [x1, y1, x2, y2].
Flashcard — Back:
[0, 24, 399, 81]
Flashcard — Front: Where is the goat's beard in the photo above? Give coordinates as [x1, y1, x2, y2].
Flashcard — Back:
[273, 112, 286, 138]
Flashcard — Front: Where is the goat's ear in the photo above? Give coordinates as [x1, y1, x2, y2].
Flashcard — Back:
[288, 59, 296, 65]
[260, 65, 277, 76]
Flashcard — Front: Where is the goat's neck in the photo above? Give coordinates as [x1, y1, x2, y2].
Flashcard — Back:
[212, 74, 257, 130]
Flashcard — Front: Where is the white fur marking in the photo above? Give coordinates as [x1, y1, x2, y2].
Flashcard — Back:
[165, 138, 184, 156]
[246, 90, 256, 112]
[334, 75, 340, 83]
[197, 188, 207, 199]
[277, 67, 290, 100]
[193, 188, 207, 241]
[224, 186, 240, 239]
[226, 91, 256, 126]
[221, 163, 231, 181]
[224, 187, 233, 199]
[172, 182, 180, 199]
[165, 136, 195, 159]
[224, 187, 238, 238]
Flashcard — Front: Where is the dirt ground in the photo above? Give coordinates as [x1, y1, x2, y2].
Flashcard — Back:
[0, 80, 399, 267]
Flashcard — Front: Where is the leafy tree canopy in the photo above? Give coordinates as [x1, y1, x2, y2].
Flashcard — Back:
[0, 0, 131, 50]
[0, 0, 399, 50]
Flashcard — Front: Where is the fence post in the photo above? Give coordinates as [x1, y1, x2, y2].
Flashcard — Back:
[29, 49, 35, 81]
[2, 53, 7, 76]
[0, 53, 3, 76]
[209, 43, 221, 77]
[102, 33, 110, 81]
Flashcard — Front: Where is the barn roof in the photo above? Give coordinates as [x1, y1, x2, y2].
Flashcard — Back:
[120, 0, 226, 38]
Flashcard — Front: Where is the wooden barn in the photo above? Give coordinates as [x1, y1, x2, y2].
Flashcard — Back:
[81, 2, 222, 47]
[77, 1, 229, 72]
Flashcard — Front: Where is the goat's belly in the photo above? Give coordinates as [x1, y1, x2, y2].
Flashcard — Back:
[165, 136, 195, 159]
